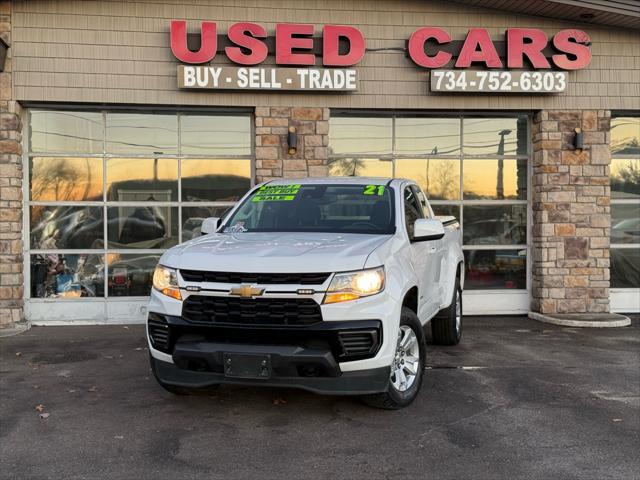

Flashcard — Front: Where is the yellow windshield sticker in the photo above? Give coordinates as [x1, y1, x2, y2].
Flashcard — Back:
[364, 185, 385, 196]
[252, 184, 301, 202]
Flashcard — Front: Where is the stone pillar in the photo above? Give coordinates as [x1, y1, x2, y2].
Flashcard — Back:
[531, 110, 611, 315]
[0, 0, 24, 329]
[254, 107, 329, 183]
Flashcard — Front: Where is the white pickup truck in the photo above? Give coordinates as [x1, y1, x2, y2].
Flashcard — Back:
[148, 177, 464, 409]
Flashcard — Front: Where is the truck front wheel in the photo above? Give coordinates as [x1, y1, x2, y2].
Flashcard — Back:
[362, 307, 426, 410]
[431, 277, 463, 346]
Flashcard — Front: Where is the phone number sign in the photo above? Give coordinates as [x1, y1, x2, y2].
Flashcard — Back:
[431, 70, 567, 93]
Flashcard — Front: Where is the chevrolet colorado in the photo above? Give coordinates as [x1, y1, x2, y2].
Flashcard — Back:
[148, 177, 464, 409]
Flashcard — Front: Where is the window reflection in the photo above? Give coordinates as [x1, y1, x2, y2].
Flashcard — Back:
[30, 157, 103, 201]
[464, 249, 527, 290]
[463, 205, 527, 245]
[106, 158, 178, 201]
[611, 117, 640, 155]
[611, 248, 640, 288]
[30, 254, 104, 298]
[611, 158, 640, 200]
[107, 253, 161, 297]
[396, 159, 460, 200]
[611, 204, 640, 245]
[30, 206, 103, 250]
[431, 204, 460, 222]
[329, 117, 392, 155]
[106, 113, 178, 155]
[395, 117, 460, 155]
[463, 159, 527, 200]
[463, 117, 528, 155]
[107, 206, 178, 249]
[30, 110, 103, 154]
[328, 158, 392, 177]
[181, 159, 251, 202]
[182, 206, 233, 241]
[181, 115, 251, 156]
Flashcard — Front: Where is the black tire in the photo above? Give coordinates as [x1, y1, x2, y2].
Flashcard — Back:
[431, 276, 462, 346]
[362, 307, 426, 410]
[149, 354, 194, 395]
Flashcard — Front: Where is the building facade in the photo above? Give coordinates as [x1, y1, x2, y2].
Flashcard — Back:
[0, 0, 638, 326]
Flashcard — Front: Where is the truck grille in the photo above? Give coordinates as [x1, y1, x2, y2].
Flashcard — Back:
[182, 296, 323, 326]
[179, 269, 330, 285]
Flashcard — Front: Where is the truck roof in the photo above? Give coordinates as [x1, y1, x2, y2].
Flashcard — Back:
[265, 177, 411, 187]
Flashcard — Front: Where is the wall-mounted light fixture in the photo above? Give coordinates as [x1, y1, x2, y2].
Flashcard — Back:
[0, 37, 9, 73]
[573, 127, 584, 153]
[287, 126, 297, 155]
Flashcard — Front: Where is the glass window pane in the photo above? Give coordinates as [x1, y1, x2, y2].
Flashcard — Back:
[329, 117, 392, 155]
[328, 158, 392, 177]
[181, 159, 250, 202]
[106, 158, 178, 201]
[396, 158, 460, 200]
[463, 159, 527, 200]
[107, 253, 161, 297]
[107, 206, 178, 249]
[30, 206, 103, 249]
[395, 117, 460, 155]
[431, 204, 460, 222]
[611, 204, 640, 245]
[30, 110, 103, 154]
[611, 158, 640, 200]
[463, 205, 527, 245]
[463, 116, 528, 155]
[611, 248, 640, 288]
[106, 113, 178, 155]
[30, 253, 104, 298]
[30, 157, 103, 201]
[611, 117, 640, 155]
[181, 115, 251, 156]
[464, 249, 527, 290]
[182, 206, 233, 241]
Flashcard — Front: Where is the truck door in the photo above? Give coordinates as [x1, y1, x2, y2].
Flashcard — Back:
[403, 185, 439, 320]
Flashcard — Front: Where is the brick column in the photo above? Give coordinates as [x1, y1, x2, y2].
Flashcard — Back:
[254, 107, 329, 183]
[531, 110, 611, 315]
[0, 0, 24, 329]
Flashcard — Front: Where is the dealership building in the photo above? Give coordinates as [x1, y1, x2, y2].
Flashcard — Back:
[0, 0, 638, 327]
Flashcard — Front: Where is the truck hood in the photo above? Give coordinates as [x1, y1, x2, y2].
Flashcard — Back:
[160, 232, 392, 273]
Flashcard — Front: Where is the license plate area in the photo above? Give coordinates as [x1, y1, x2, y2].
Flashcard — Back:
[223, 353, 271, 379]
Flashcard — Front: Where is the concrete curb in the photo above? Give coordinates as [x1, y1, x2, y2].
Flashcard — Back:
[0, 322, 31, 338]
[528, 312, 631, 328]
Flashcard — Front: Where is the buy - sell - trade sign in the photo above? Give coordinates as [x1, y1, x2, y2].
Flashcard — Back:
[170, 21, 591, 94]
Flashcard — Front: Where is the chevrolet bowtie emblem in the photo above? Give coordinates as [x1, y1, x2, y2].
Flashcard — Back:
[230, 285, 265, 298]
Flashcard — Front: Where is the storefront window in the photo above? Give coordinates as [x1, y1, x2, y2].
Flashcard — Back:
[27, 109, 252, 299]
[329, 113, 530, 290]
[610, 117, 640, 289]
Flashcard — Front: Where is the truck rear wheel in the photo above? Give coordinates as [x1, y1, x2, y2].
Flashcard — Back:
[362, 307, 426, 410]
[431, 277, 462, 346]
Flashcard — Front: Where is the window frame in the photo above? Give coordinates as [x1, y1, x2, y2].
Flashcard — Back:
[23, 107, 254, 301]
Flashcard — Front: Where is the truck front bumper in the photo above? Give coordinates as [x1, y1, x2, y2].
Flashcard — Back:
[148, 313, 390, 395]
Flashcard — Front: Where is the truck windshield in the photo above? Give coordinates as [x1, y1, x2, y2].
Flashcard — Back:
[223, 184, 395, 234]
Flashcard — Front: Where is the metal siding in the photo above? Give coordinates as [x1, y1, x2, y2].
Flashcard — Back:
[11, 0, 640, 110]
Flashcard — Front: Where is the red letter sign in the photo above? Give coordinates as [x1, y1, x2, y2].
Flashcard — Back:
[170, 20, 217, 64]
[408, 27, 452, 68]
[322, 25, 365, 66]
[225, 22, 268, 65]
[507, 28, 550, 68]
[552, 29, 591, 70]
[455, 28, 502, 68]
[276, 23, 315, 65]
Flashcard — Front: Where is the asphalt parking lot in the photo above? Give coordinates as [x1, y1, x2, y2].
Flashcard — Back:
[1, 316, 638, 480]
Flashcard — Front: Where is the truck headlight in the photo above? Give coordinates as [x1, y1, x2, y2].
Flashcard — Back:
[152, 265, 182, 300]
[323, 267, 385, 304]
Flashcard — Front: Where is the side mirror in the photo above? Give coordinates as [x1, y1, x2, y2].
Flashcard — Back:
[413, 218, 445, 242]
[200, 217, 220, 235]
